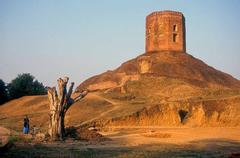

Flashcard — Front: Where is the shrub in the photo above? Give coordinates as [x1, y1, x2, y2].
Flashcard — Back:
[8, 73, 47, 99]
[0, 79, 8, 105]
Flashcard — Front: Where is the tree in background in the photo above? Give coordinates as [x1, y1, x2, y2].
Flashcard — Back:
[0, 79, 8, 105]
[8, 73, 47, 99]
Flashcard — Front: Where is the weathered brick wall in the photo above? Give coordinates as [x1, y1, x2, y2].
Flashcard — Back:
[146, 11, 186, 52]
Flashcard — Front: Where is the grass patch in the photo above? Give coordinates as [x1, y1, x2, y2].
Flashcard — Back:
[3, 146, 233, 158]
[142, 132, 171, 138]
[8, 135, 32, 144]
[103, 92, 136, 101]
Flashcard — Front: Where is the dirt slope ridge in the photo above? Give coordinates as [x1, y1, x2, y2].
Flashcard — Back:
[105, 95, 240, 127]
[76, 51, 240, 92]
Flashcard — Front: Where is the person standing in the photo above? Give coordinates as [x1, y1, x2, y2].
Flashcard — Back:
[23, 115, 29, 134]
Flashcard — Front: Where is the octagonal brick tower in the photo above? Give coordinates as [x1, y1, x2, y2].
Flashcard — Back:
[146, 10, 186, 53]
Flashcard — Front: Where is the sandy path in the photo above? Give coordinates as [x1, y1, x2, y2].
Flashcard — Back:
[3, 127, 240, 158]
[97, 127, 240, 149]
[78, 93, 121, 126]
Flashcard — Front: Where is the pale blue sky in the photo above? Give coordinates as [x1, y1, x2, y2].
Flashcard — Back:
[0, 0, 240, 86]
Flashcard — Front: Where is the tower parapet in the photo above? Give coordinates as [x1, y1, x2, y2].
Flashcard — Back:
[146, 10, 186, 52]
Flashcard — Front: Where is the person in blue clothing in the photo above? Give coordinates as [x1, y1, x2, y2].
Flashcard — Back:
[23, 115, 29, 134]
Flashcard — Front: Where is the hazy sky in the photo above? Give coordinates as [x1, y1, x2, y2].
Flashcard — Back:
[0, 0, 240, 87]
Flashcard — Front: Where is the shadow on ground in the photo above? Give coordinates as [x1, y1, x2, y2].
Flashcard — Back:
[1, 138, 240, 158]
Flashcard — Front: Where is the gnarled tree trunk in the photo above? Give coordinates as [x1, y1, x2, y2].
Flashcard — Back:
[47, 77, 88, 140]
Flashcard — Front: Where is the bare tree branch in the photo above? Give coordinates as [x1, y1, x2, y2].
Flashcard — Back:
[48, 77, 88, 140]
[74, 90, 88, 102]
[66, 82, 74, 102]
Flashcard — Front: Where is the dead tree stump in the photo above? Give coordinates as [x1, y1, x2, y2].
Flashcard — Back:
[47, 77, 88, 140]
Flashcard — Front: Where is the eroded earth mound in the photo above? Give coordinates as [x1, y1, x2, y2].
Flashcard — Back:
[76, 51, 240, 92]
[1, 51, 240, 132]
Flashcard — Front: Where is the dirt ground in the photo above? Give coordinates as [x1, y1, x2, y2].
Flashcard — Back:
[2, 127, 240, 158]
[0, 126, 10, 147]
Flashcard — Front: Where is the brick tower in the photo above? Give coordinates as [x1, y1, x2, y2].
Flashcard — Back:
[146, 10, 186, 53]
